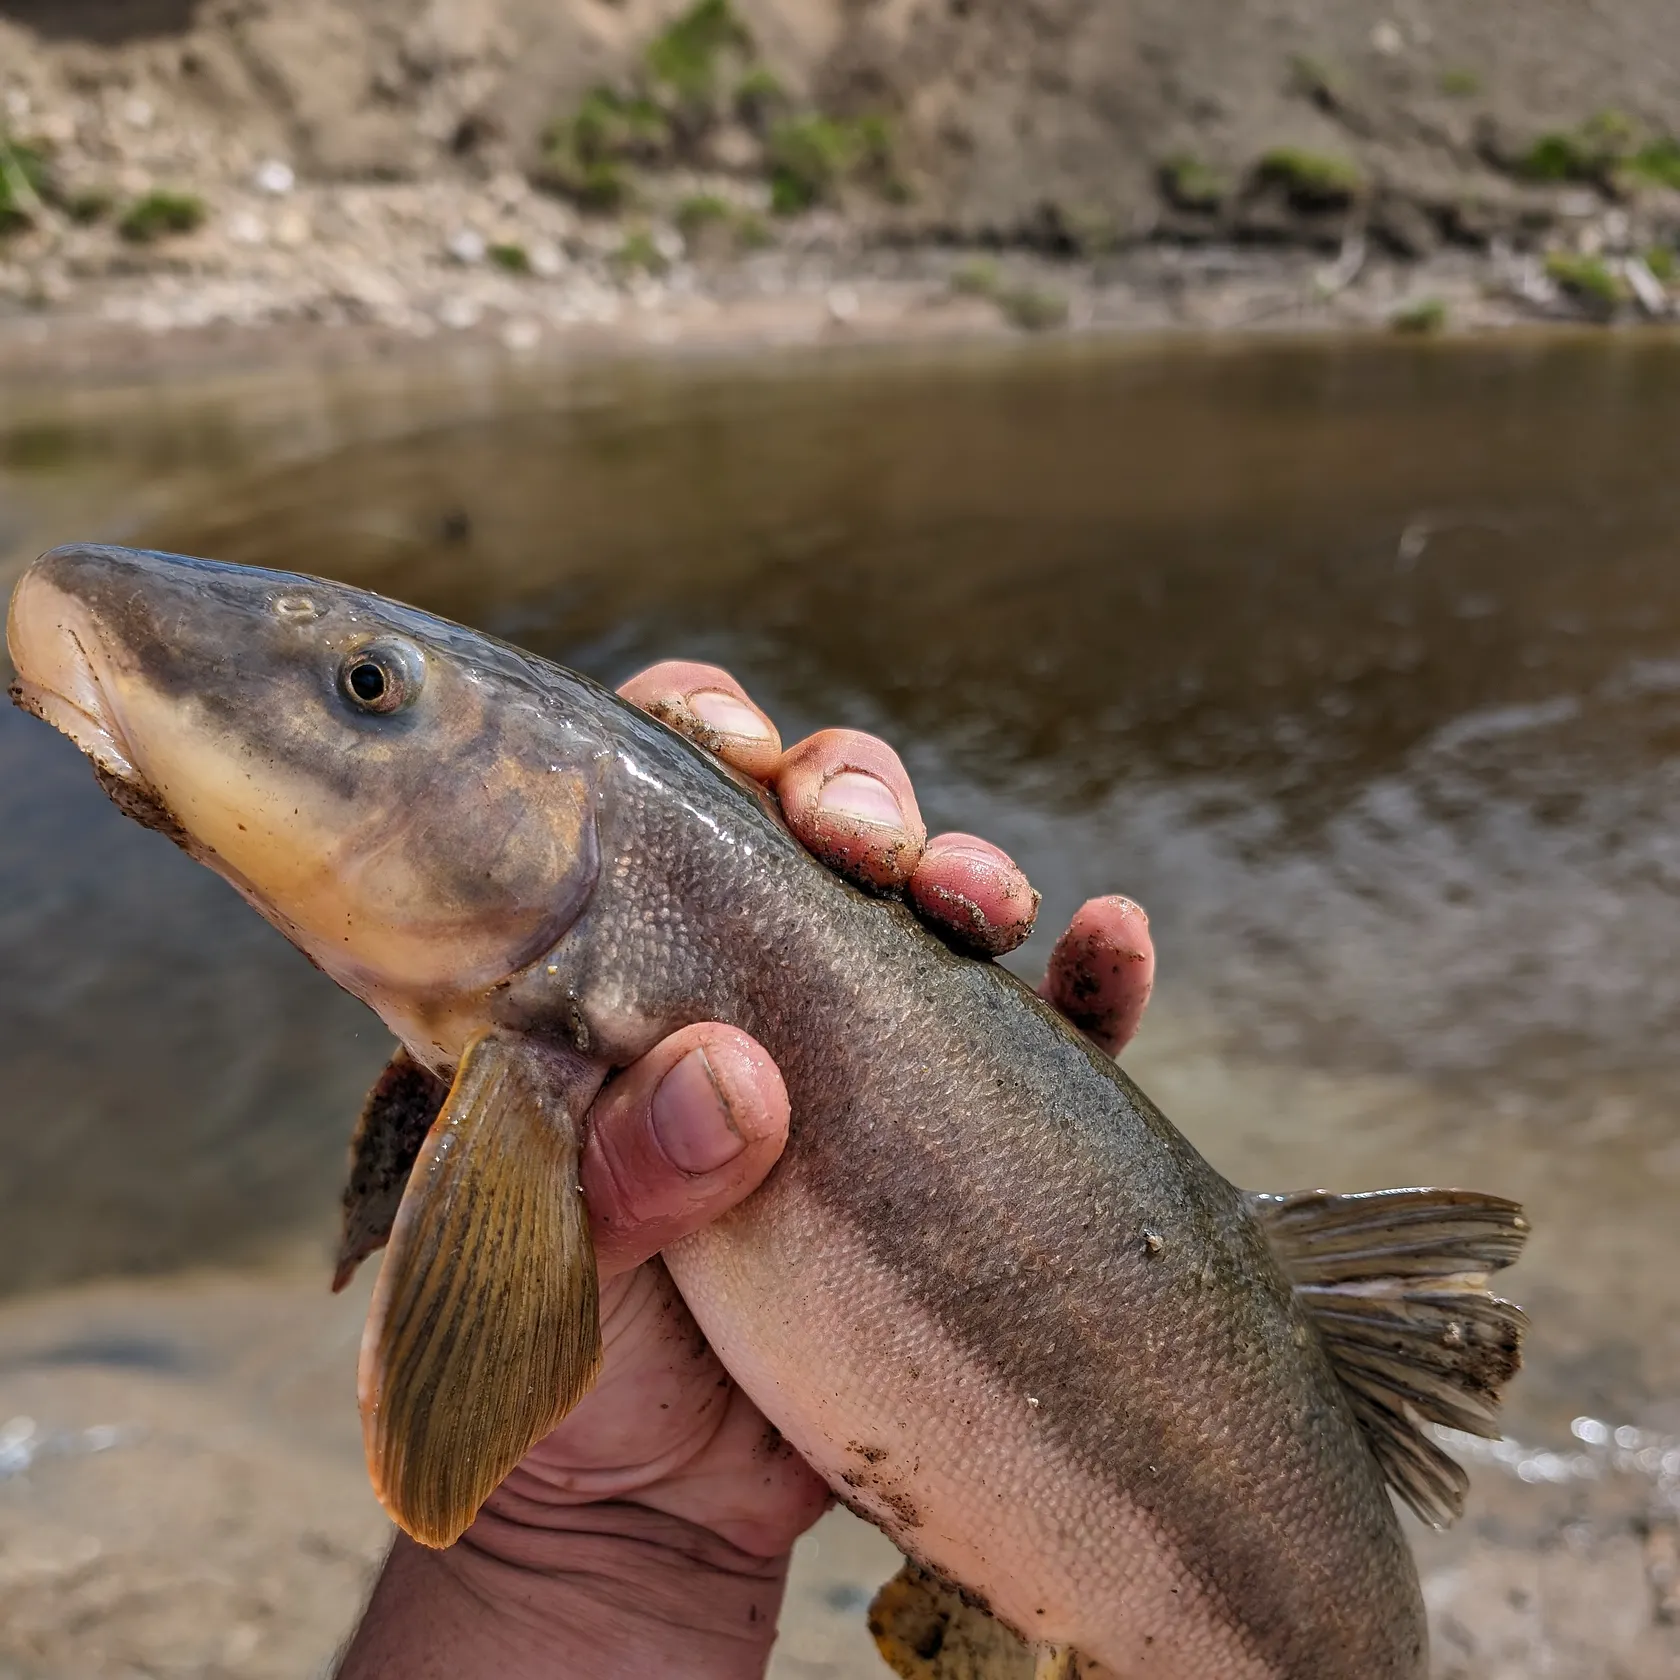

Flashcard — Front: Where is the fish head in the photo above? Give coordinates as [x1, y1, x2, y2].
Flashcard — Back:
[7, 544, 602, 1065]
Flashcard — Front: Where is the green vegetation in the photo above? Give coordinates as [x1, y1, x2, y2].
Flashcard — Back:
[1288, 54, 1344, 111]
[733, 209, 772, 249]
[676, 193, 731, 237]
[1644, 244, 1676, 284]
[767, 114, 853, 213]
[1515, 113, 1680, 193]
[1159, 154, 1227, 212]
[949, 256, 1001, 297]
[1390, 297, 1447, 334]
[537, 85, 673, 210]
[1254, 147, 1364, 208]
[0, 133, 48, 236]
[612, 226, 669, 277]
[1545, 251, 1627, 314]
[997, 284, 1068, 331]
[1520, 130, 1599, 183]
[488, 241, 531, 274]
[539, 0, 903, 219]
[117, 190, 207, 243]
[1438, 68, 1481, 98]
[765, 112, 904, 214]
[64, 187, 113, 224]
[645, 0, 752, 119]
[734, 66, 788, 132]
[1627, 137, 1680, 190]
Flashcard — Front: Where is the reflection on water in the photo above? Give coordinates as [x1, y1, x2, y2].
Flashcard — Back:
[4, 339, 1680, 1435]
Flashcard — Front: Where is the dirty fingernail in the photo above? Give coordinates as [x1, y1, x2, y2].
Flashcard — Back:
[688, 690, 772, 741]
[818, 770, 904, 830]
[651, 1048, 745, 1175]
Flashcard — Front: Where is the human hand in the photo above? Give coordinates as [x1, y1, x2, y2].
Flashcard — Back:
[337, 664, 1155, 1680]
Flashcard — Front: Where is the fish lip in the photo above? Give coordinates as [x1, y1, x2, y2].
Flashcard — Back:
[6, 565, 144, 784]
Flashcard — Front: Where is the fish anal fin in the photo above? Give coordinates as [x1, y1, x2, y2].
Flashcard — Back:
[1249, 1185, 1530, 1529]
[869, 1560, 1043, 1679]
[334, 1048, 448, 1293]
[360, 1030, 602, 1549]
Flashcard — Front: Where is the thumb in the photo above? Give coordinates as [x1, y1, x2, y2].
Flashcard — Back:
[580, 1024, 790, 1279]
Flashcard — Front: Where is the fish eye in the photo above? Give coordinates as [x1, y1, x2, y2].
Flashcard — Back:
[338, 639, 424, 716]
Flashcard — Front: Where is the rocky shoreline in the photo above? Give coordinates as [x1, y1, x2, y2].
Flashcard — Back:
[5, 1, 1680, 370]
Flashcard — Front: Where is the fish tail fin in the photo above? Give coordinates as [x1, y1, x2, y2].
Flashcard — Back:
[1247, 1186, 1530, 1530]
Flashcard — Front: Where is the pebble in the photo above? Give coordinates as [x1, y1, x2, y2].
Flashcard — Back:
[447, 228, 487, 265]
[438, 295, 482, 330]
[253, 160, 295, 196]
[501, 316, 541, 352]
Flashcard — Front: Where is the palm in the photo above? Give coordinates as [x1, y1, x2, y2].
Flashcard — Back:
[491, 1261, 830, 1560]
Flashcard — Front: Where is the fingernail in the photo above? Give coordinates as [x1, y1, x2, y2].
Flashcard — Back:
[688, 690, 772, 741]
[927, 838, 1005, 867]
[651, 1049, 745, 1175]
[818, 770, 903, 829]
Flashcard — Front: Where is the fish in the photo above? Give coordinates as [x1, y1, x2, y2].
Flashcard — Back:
[6, 543, 1530, 1679]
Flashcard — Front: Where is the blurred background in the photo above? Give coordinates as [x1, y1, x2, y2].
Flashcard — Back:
[4, 4, 1680, 1678]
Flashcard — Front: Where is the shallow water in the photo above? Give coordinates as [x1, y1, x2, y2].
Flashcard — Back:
[3, 335, 1680, 1673]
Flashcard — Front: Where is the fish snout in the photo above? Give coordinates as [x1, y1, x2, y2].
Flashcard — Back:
[7, 548, 142, 781]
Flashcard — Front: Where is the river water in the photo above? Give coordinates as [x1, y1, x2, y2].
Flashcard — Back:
[2, 335, 1677, 1677]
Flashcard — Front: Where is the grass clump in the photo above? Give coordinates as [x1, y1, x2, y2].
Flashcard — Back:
[1439, 68, 1481, 98]
[65, 187, 113, 224]
[1517, 112, 1662, 190]
[734, 66, 789, 132]
[1255, 147, 1364, 208]
[1626, 137, 1680, 191]
[733, 209, 772, 249]
[488, 241, 531, 274]
[1159, 153, 1227, 211]
[767, 114, 855, 213]
[118, 189, 207, 243]
[766, 112, 904, 214]
[1643, 244, 1676, 283]
[676, 193, 731, 237]
[0, 134, 49, 236]
[538, 86, 672, 211]
[645, 0, 753, 120]
[998, 283, 1068, 331]
[613, 227, 669, 277]
[1545, 251, 1627, 314]
[1391, 297, 1447, 334]
[949, 256, 1000, 297]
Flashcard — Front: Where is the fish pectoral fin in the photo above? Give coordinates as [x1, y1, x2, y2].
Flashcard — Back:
[869, 1559, 1039, 1678]
[360, 1030, 602, 1549]
[1248, 1185, 1530, 1529]
[333, 1047, 448, 1293]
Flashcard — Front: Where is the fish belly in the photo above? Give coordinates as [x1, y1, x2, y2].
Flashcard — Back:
[667, 1193, 1277, 1680]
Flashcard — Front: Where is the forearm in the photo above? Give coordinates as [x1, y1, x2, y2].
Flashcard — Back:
[336, 1501, 789, 1680]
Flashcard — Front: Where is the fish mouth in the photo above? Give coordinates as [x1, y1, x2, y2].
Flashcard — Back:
[8, 562, 144, 783]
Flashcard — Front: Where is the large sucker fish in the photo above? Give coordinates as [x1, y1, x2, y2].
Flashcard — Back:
[6, 543, 1529, 1679]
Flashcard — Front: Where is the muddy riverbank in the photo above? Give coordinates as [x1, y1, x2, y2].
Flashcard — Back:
[6, 0, 1680, 362]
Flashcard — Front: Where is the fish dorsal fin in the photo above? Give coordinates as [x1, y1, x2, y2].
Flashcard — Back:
[360, 1030, 602, 1548]
[1247, 1186, 1530, 1529]
[334, 1048, 448, 1293]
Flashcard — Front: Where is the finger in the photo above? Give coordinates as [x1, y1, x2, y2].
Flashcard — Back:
[774, 728, 927, 891]
[581, 1024, 790, 1279]
[907, 831, 1040, 956]
[1040, 896, 1155, 1056]
[617, 661, 783, 780]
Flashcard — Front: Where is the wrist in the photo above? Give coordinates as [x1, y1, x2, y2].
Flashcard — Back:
[338, 1498, 789, 1680]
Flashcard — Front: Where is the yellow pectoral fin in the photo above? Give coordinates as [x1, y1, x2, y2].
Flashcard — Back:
[359, 1030, 602, 1549]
